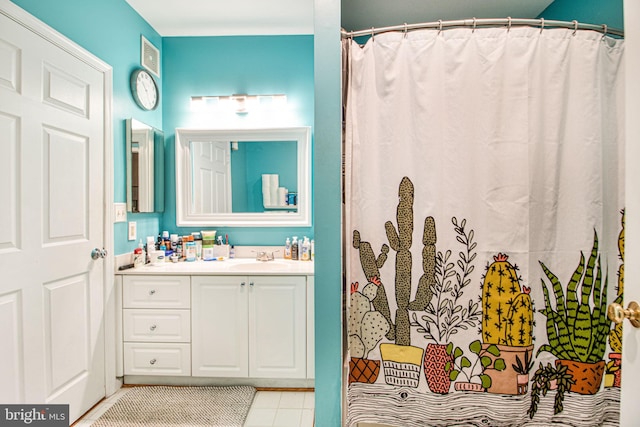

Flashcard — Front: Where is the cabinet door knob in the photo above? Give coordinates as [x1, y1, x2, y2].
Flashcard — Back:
[241, 281, 246, 286]
[249, 282, 254, 287]
[149, 358, 157, 365]
[149, 289, 156, 295]
[150, 324, 157, 331]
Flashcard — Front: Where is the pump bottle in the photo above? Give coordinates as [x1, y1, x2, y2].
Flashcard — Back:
[291, 236, 299, 260]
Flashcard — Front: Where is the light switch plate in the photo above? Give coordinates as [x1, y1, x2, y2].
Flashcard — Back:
[128, 221, 137, 241]
[114, 203, 127, 223]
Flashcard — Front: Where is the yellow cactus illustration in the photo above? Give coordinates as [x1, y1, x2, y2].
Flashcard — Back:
[609, 209, 624, 353]
[482, 253, 533, 346]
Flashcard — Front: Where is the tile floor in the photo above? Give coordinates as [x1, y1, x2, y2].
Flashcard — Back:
[73, 388, 314, 427]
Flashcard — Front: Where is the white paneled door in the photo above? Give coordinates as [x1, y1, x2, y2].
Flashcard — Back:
[0, 4, 107, 423]
[191, 140, 231, 213]
[622, 0, 640, 424]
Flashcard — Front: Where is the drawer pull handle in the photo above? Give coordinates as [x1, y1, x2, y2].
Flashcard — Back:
[241, 282, 246, 286]
[249, 282, 254, 287]
[150, 324, 157, 331]
[149, 289, 156, 295]
[150, 358, 157, 365]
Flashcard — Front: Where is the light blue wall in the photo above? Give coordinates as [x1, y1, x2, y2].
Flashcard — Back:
[11, 0, 164, 255]
[314, 0, 343, 424]
[231, 141, 298, 213]
[161, 35, 314, 245]
[539, 0, 624, 29]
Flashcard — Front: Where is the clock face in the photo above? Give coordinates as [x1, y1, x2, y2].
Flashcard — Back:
[131, 69, 158, 110]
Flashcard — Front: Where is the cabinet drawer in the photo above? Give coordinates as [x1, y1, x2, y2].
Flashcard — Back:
[124, 343, 191, 376]
[123, 309, 190, 342]
[123, 276, 190, 308]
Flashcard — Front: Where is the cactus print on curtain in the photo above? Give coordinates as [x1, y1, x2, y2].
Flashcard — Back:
[344, 26, 624, 426]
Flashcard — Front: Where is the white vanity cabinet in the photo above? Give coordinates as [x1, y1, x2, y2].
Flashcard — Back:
[191, 275, 307, 379]
[122, 275, 191, 376]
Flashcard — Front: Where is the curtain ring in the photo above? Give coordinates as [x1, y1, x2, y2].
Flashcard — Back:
[438, 19, 443, 34]
[403, 23, 408, 38]
[572, 20, 578, 36]
[507, 16, 512, 32]
[472, 17, 477, 33]
[540, 18, 544, 33]
[602, 24, 608, 39]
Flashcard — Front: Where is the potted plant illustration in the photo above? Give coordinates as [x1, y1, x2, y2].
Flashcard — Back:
[537, 230, 612, 395]
[354, 177, 436, 387]
[447, 340, 506, 392]
[512, 348, 535, 394]
[480, 253, 535, 395]
[603, 359, 620, 388]
[348, 277, 390, 384]
[607, 209, 624, 388]
[527, 362, 575, 418]
[410, 216, 481, 393]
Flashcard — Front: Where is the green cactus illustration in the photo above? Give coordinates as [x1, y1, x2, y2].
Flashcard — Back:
[481, 253, 533, 347]
[380, 177, 435, 346]
[349, 277, 390, 359]
[352, 230, 394, 340]
[609, 209, 624, 353]
[538, 230, 611, 363]
[412, 217, 481, 344]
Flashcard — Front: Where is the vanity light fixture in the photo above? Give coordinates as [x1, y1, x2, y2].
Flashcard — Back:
[190, 94, 287, 114]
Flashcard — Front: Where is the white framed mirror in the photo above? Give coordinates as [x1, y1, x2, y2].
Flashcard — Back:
[175, 126, 311, 227]
[126, 118, 164, 213]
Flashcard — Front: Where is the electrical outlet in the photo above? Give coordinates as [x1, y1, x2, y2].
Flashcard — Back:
[114, 203, 127, 223]
[128, 221, 137, 241]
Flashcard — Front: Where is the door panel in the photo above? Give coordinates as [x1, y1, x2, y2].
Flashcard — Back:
[0, 8, 105, 422]
[249, 276, 306, 378]
[0, 291, 23, 403]
[191, 276, 249, 377]
[622, 0, 640, 424]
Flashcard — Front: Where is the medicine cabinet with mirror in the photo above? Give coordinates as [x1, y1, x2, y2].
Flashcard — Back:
[126, 118, 165, 213]
[175, 127, 311, 227]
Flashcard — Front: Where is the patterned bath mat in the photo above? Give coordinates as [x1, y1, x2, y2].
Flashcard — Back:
[91, 386, 256, 426]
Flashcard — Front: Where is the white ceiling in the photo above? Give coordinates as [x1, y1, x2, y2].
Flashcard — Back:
[125, 0, 554, 37]
[125, 0, 314, 36]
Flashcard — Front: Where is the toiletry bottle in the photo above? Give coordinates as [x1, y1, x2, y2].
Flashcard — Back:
[193, 232, 202, 260]
[176, 236, 183, 259]
[284, 237, 292, 259]
[133, 247, 144, 268]
[138, 239, 146, 265]
[310, 239, 315, 261]
[230, 245, 235, 259]
[185, 236, 196, 262]
[159, 244, 167, 263]
[291, 236, 299, 260]
[301, 237, 310, 261]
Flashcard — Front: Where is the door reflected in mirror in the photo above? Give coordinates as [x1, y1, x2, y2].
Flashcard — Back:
[190, 139, 298, 214]
[126, 119, 164, 213]
[176, 127, 311, 227]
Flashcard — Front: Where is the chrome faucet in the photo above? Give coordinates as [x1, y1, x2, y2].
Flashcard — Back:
[255, 250, 277, 261]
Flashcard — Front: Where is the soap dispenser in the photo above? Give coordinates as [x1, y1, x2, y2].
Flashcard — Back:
[291, 236, 299, 260]
[301, 236, 310, 261]
[284, 237, 292, 260]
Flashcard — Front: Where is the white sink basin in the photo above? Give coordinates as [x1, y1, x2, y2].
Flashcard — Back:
[226, 261, 291, 272]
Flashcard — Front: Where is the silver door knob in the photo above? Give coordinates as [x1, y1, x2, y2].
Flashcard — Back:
[91, 248, 107, 260]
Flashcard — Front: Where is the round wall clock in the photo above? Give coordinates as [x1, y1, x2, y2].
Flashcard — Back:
[130, 68, 158, 110]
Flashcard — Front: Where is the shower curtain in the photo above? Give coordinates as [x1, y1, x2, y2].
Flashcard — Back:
[344, 26, 624, 426]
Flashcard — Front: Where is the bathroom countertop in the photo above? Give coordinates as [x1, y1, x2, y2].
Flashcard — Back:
[116, 258, 314, 276]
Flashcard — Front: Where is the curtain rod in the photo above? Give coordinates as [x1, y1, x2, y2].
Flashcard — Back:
[341, 17, 624, 39]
